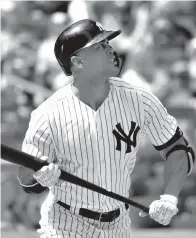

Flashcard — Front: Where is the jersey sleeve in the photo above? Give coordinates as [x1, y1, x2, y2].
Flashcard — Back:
[142, 91, 180, 150]
[21, 109, 55, 161]
[17, 109, 55, 193]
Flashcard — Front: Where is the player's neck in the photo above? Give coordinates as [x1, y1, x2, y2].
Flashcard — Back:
[73, 73, 109, 90]
[71, 74, 111, 111]
[72, 79, 110, 96]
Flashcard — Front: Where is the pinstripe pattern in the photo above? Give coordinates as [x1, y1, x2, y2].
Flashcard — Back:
[22, 77, 177, 237]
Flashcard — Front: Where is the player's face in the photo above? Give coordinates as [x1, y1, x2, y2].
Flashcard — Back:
[77, 40, 121, 78]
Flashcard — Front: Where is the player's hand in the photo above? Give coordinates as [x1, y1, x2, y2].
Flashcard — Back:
[139, 195, 179, 226]
[33, 156, 61, 188]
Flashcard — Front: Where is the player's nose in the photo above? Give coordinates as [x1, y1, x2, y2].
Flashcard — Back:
[107, 49, 114, 55]
[105, 46, 114, 55]
[101, 40, 115, 56]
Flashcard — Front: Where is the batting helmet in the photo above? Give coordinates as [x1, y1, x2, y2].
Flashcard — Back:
[54, 19, 121, 76]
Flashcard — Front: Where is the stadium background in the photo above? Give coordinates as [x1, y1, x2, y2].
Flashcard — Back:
[1, 0, 196, 237]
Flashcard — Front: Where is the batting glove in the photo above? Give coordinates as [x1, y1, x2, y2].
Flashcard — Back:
[139, 194, 179, 226]
[33, 156, 61, 188]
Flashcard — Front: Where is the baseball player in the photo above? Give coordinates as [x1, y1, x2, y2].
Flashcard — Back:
[18, 19, 195, 238]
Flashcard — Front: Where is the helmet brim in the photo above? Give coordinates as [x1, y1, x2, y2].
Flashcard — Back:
[83, 30, 121, 48]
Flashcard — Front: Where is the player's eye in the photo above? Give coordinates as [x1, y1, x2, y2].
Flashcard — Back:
[96, 44, 103, 50]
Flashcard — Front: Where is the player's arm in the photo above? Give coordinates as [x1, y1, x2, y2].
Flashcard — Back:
[17, 109, 57, 194]
[141, 91, 195, 225]
[157, 132, 195, 198]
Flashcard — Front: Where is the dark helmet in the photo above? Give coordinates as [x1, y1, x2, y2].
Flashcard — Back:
[54, 19, 121, 76]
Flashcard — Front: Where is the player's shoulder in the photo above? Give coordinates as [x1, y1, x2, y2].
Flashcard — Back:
[33, 83, 72, 116]
[109, 76, 157, 105]
[109, 76, 151, 95]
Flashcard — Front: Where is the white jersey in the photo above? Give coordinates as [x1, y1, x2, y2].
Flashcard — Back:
[22, 77, 177, 212]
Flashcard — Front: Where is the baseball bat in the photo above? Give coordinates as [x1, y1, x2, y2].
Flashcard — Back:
[1, 144, 149, 213]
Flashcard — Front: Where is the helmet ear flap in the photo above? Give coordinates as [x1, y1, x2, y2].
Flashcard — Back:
[54, 36, 72, 76]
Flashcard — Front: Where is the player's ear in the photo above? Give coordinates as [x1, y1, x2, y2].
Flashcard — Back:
[70, 56, 84, 68]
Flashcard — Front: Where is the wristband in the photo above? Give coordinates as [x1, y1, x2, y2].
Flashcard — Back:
[160, 194, 178, 206]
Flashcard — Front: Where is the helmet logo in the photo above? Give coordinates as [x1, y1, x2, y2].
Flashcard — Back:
[96, 22, 104, 32]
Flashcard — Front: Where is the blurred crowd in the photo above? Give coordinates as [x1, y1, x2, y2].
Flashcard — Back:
[1, 0, 196, 231]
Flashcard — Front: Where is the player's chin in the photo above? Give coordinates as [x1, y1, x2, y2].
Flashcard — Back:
[108, 65, 119, 76]
[109, 59, 122, 76]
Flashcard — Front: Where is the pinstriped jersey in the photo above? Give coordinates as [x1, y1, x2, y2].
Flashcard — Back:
[22, 77, 177, 212]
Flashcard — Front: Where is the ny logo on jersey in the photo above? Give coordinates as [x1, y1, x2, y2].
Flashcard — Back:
[113, 121, 140, 153]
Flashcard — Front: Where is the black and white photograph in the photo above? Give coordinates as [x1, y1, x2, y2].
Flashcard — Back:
[1, 1, 196, 238]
